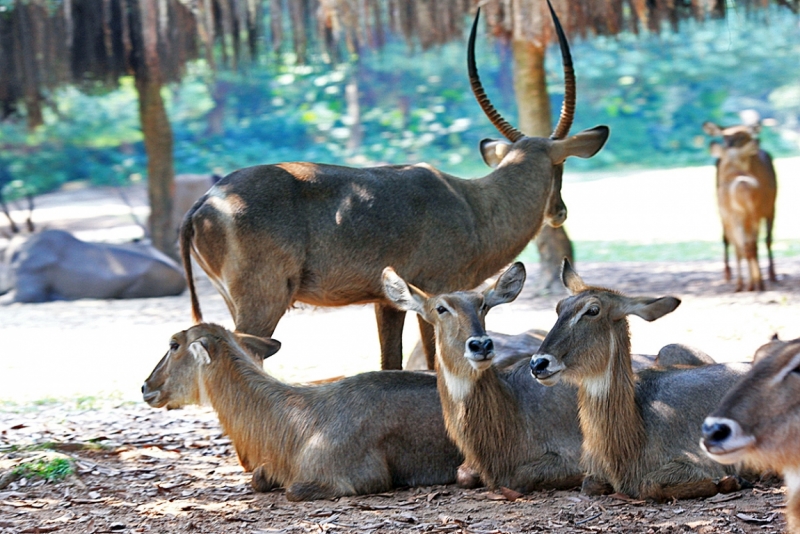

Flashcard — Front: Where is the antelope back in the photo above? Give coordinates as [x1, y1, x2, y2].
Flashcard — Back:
[703, 337, 800, 472]
[141, 323, 280, 410]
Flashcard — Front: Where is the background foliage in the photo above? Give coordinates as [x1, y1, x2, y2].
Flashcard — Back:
[0, 7, 798, 201]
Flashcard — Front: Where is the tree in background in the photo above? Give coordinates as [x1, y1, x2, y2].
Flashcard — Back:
[0, 0, 257, 256]
[479, 0, 798, 292]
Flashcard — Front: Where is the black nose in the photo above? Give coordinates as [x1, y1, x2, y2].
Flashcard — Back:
[468, 338, 494, 356]
[141, 384, 145, 394]
[530, 357, 550, 376]
[702, 421, 732, 444]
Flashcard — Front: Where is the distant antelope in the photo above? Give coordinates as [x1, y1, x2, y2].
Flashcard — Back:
[530, 259, 754, 501]
[702, 121, 777, 291]
[180, 2, 609, 371]
[702, 336, 800, 533]
[141, 323, 462, 501]
[383, 262, 585, 492]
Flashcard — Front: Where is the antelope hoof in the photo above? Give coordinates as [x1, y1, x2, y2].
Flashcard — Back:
[251, 465, 278, 493]
[717, 475, 749, 494]
[581, 475, 614, 496]
[456, 463, 483, 489]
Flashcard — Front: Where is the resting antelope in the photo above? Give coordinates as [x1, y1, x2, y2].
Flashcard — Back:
[530, 259, 754, 501]
[702, 336, 800, 533]
[180, 2, 609, 371]
[702, 121, 777, 291]
[383, 262, 585, 492]
[141, 323, 462, 501]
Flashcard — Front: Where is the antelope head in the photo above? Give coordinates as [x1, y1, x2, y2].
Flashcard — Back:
[142, 323, 281, 409]
[469, 1, 609, 228]
[382, 263, 526, 373]
[703, 121, 761, 174]
[530, 259, 680, 387]
[702, 336, 800, 471]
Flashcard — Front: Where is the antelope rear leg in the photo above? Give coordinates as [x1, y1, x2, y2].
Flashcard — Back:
[285, 481, 340, 502]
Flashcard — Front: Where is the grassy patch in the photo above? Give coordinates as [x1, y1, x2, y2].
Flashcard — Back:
[12, 456, 74, 482]
[518, 240, 800, 264]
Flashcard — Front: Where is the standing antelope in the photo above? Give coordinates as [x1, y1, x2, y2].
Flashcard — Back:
[530, 259, 755, 501]
[180, 3, 610, 371]
[382, 263, 585, 492]
[702, 121, 777, 291]
[141, 323, 463, 501]
[702, 336, 800, 533]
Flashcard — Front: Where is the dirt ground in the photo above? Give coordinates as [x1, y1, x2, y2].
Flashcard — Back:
[1, 183, 800, 533]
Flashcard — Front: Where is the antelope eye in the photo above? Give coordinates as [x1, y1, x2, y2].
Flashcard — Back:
[169, 341, 180, 351]
[585, 305, 600, 317]
[436, 305, 448, 315]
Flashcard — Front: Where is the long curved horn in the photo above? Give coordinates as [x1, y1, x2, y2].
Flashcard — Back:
[547, 0, 575, 140]
[468, 9, 524, 143]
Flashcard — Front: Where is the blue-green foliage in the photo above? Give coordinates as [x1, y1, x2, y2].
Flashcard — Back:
[0, 8, 798, 200]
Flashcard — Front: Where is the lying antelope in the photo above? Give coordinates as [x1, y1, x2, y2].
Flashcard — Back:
[180, 2, 609, 371]
[702, 121, 777, 291]
[383, 263, 585, 492]
[702, 336, 800, 533]
[141, 323, 462, 501]
[530, 259, 754, 501]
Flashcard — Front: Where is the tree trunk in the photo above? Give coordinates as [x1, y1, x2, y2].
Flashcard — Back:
[136, 74, 176, 258]
[511, 39, 574, 294]
[137, 0, 176, 259]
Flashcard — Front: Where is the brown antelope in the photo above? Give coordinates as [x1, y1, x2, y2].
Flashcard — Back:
[530, 259, 754, 501]
[141, 323, 463, 501]
[382, 262, 585, 493]
[702, 336, 800, 533]
[702, 121, 777, 291]
[180, 3, 610, 371]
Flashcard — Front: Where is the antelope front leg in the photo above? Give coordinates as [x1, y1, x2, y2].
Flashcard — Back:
[722, 234, 732, 282]
[766, 217, 777, 283]
[375, 302, 405, 370]
[515, 452, 584, 492]
[417, 315, 436, 370]
[640, 460, 730, 502]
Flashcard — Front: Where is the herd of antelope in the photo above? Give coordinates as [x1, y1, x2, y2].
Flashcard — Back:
[141, 2, 797, 531]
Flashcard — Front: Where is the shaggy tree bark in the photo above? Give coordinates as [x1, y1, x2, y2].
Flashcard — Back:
[512, 39, 574, 294]
[136, 75, 176, 258]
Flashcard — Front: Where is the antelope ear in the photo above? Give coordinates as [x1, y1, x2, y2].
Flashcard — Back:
[703, 122, 723, 136]
[615, 296, 681, 322]
[480, 139, 512, 168]
[709, 141, 724, 159]
[561, 258, 586, 295]
[236, 333, 282, 360]
[189, 338, 211, 365]
[549, 126, 609, 164]
[382, 267, 428, 317]
[484, 262, 526, 308]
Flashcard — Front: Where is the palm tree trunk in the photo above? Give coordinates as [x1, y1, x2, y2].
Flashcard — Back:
[511, 39, 574, 294]
[136, 74, 176, 258]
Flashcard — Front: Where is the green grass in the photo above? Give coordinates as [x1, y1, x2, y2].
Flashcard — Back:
[13, 456, 74, 482]
[518, 239, 800, 264]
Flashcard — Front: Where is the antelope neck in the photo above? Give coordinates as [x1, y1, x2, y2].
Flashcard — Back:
[576, 323, 646, 494]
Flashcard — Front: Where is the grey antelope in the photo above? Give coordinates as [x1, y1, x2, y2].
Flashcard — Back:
[530, 259, 755, 501]
[141, 323, 462, 501]
[703, 336, 800, 533]
[702, 121, 777, 291]
[179, 2, 609, 371]
[382, 262, 585, 492]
